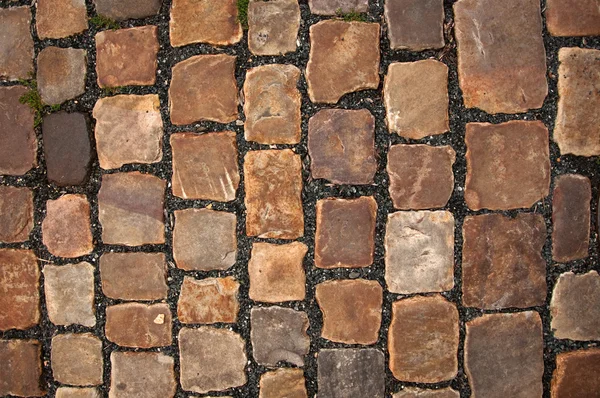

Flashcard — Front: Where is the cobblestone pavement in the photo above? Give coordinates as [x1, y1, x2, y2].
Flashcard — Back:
[0, 0, 599, 397]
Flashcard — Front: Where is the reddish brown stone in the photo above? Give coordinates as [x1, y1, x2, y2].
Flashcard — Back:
[0, 249, 39, 331]
[0, 7, 34, 81]
[308, 0, 368, 15]
[385, 0, 444, 51]
[394, 388, 459, 398]
[0, 186, 33, 243]
[177, 276, 239, 324]
[248, 0, 300, 56]
[94, 0, 162, 20]
[0, 86, 37, 175]
[0, 339, 44, 397]
[110, 351, 176, 398]
[37, 47, 86, 105]
[315, 196, 377, 268]
[552, 348, 600, 398]
[105, 303, 172, 348]
[37, 0, 88, 39]
[56, 387, 101, 398]
[546, 0, 600, 36]
[51, 333, 103, 386]
[260, 369, 307, 398]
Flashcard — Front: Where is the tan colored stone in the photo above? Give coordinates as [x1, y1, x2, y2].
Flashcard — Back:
[394, 388, 459, 398]
[100, 252, 168, 300]
[44, 262, 95, 327]
[546, 0, 600, 36]
[260, 369, 307, 398]
[51, 333, 103, 386]
[308, 0, 368, 15]
[37, 47, 86, 105]
[0, 7, 34, 81]
[177, 276, 239, 324]
[0, 249, 39, 331]
[109, 352, 176, 398]
[56, 387, 101, 398]
[0, 86, 37, 175]
[105, 303, 171, 348]
[552, 348, 600, 398]
[385, 0, 444, 51]
[248, 0, 300, 56]
[0, 339, 45, 397]
[94, 0, 162, 20]
[306, 20, 380, 104]
[36, 0, 88, 39]
[0, 186, 33, 243]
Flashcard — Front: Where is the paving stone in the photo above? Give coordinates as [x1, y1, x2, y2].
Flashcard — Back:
[316, 279, 382, 345]
[384, 60, 449, 139]
[0, 249, 39, 331]
[179, 327, 247, 393]
[42, 194, 94, 257]
[306, 20, 380, 103]
[552, 348, 600, 397]
[105, 303, 171, 348]
[173, 208, 237, 271]
[51, 333, 103, 386]
[93, 95, 163, 169]
[260, 368, 307, 398]
[94, 0, 162, 20]
[384, 0, 444, 51]
[317, 348, 385, 398]
[0, 339, 44, 397]
[248, 0, 300, 56]
[56, 387, 101, 398]
[178, 276, 239, 324]
[315, 196, 377, 268]
[554, 47, 600, 157]
[0, 7, 34, 81]
[308, 109, 377, 185]
[43, 262, 95, 327]
[0, 86, 37, 175]
[248, 241, 307, 303]
[546, 0, 600, 36]
[98, 172, 165, 246]
[100, 252, 168, 300]
[465, 312, 544, 398]
[244, 150, 304, 239]
[37, 47, 86, 105]
[110, 351, 176, 398]
[243, 64, 301, 144]
[308, 0, 368, 15]
[465, 121, 550, 210]
[169, 54, 238, 125]
[454, 0, 547, 114]
[550, 271, 600, 341]
[387, 145, 455, 210]
[37, 0, 88, 39]
[385, 211, 454, 294]
[251, 306, 310, 367]
[393, 388, 460, 398]
[42, 112, 91, 186]
[0, 186, 33, 242]
[171, 131, 240, 201]
[169, 0, 242, 47]
[389, 295, 459, 383]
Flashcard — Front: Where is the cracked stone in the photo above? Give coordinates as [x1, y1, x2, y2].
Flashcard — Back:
[0, 249, 39, 331]
[93, 0, 161, 20]
[393, 388, 459, 398]
[0, 7, 34, 81]
[105, 303, 171, 348]
[308, 0, 368, 15]
[546, 0, 600, 36]
[385, 0, 444, 51]
[56, 387, 101, 398]
[36, 0, 88, 39]
[260, 369, 307, 398]
[0, 186, 33, 243]
[552, 348, 600, 397]
[248, 0, 300, 56]
[37, 47, 86, 105]
[0, 339, 44, 397]
[0, 86, 37, 175]
[51, 333, 103, 386]
[109, 351, 176, 398]
[177, 276, 239, 324]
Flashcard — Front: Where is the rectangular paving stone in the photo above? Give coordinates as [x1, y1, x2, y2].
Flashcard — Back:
[37, 47, 86, 105]
[248, 0, 300, 56]
[100, 252, 168, 300]
[0, 86, 37, 175]
[0, 339, 44, 397]
[308, 0, 368, 15]
[94, 0, 161, 20]
[0, 186, 34, 243]
[394, 388, 459, 398]
[0, 7, 34, 81]
[110, 352, 176, 398]
[384, 0, 444, 51]
[51, 333, 103, 386]
[177, 276, 239, 324]
[552, 348, 600, 397]
[105, 303, 171, 348]
[260, 368, 307, 398]
[56, 387, 101, 398]
[546, 0, 600, 36]
[36, 0, 88, 39]
[0, 249, 39, 331]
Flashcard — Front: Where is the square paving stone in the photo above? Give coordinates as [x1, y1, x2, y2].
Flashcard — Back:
[56, 387, 101, 398]
[315, 196, 377, 268]
[0, 339, 44, 397]
[308, 0, 368, 15]
[306, 20, 380, 104]
[394, 388, 459, 398]
[94, 0, 162, 20]
[0, 249, 39, 331]
[110, 352, 176, 398]
[177, 276, 240, 324]
[51, 333, 103, 386]
[171, 131, 240, 201]
[105, 303, 171, 348]
[385, 211, 454, 294]
[462, 213, 546, 309]
[0, 86, 37, 175]
[173, 208, 237, 271]
[464, 121, 550, 211]
[248, 0, 300, 56]
[259, 368, 307, 398]
[0, 186, 34, 243]
[36, 0, 88, 39]
[389, 295, 459, 383]
[308, 109, 377, 185]
[384, 0, 444, 51]
[37, 47, 86, 105]
[552, 348, 600, 397]
[0, 7, 34, 81]
[546, 0, 600, 36]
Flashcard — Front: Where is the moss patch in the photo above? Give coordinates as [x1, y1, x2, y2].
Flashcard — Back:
[237, 0, 249, 29]
[89, 15, 120, 30]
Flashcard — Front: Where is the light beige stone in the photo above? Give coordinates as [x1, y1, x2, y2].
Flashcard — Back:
[260, 369, 307, 398]
[37, 47, 87, 105]
[51, 333, 103, 386]
[56, 387, 101, 398]
[109, 352, 176, 398]
[248, 0, 300, 56]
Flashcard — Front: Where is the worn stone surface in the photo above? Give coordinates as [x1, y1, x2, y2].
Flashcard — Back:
[0, 86, 37, 175]
[42, 194, 94, 258]
[98, 172, 165, 246]
[260, 369, 307, 398]
[385, 0, 444, 51]
[389, 295, 459, 383]
[465, 121, 550, 210]
[306, 20, 380, 103]
[177, 276, 239, 324]
[387, 145, 455, 210]
[251, 306, 310, 367]
[37, 47, 86, 105]
[110, 352, 176, 398]
[37, 0, 88, 39]
[0, 249, 39, 331]
[56, 387, 101, 398]
[465, 312, 544, 398]
[248, 0, 300, 56]
[179, 327, 247, 393]
[394, 388, 460, 398]
[385, 211, 454, 294]
[308, 109, 377, 185]
[93, 95, 163, 169]
[171, 131, 239, 201]
[173, 208, 237, 271]
[94, 0, 162, 20]
[552, 348, 600, 397]
[551, 271, 600, 341]
[243, 64, 301, 144]
[0, 7, 33, 81]
[554, 47, 600, 157]
[546, 0, 600, 36]
[316, 279, 382, 345]
[0, 339, 44, 397]
[308, 0, 368, 14]
[169, 54, 238, 125]
[244, 150, 304, 239]
[0, 186, 33, 242]
[384, 60, 449, 139]
[51, 333, 103, 386]
[315, 196, 377, 268]
[100, 252, 168, 300]
[105, 303, 171, 348]
[454, 0, 547, 114]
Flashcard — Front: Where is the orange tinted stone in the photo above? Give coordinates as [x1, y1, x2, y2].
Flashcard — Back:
[394, 388, 459, 398]
[546, 0, 600, 36]
[105, 303, 172, 348]
[0, 186, 33, 243]
[248, 0, 300, 56]
[56, 387, 101, 398]
[0, 86, 37, 175]
[110, 352, 176, 398]
[177, 276, 239, 324]
[260, 369, 307, 398]
[552, 348, 600, 397]
[51, 333, 103, 386]
[36, 0, 88, 39]
[0, 339, 44, 397]
[0, 249, 39, 331]
[0, 7, 34, 81]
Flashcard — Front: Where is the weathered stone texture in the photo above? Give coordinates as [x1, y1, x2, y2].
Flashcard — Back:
[36, 0, 88, 39]
[94, 0, 162, 20]
[552, 348, 600, 397]
[0, 249, 39, 331]
[385, 0, 444, 51]
[37, 47, 87, 105]
[0, 86, 37, 175]
[248, 0, 300, 55]
[394, 388, 460, 398]
[308, 0, 368, 15]
[0, 7, 34, 81]
[546, 0, 600, 36]
[109, 352, 176, 398]
[105, 303, 172, 348]
[260, 369, 307, 398]
[0, 339, 44, 397]
[177, 276, 239, 324]
[51, 333, 103, 386]
[0, 186, 33, 243]
[56, 387, 101, 398]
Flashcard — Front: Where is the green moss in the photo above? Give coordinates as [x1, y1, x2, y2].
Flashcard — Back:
[237, 0, 249, 29]
[89, 15, 120, 30]
[336, 8, 368, 22]
[100, 86, 126, 96]
[18, 78, 44, 127]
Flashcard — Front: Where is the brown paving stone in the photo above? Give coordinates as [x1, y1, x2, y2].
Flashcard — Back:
[316, 279, 382, 345]
[0, 7, 33, 81]
[244, 150, 304, 239]
[0, 249, 39, 331]
[173, 208, 237, 271]
[308, 0, 368, 15]
[546, 0, 600, 36]
[465, 312, 544, 398]
[56, 387, 101, 398]
[37, 0, 88, 39]
[0, 186, 33, 242]
[389, 295, 459, 383]
[179, 327, 247, 393]
[37, 47, 86, 105]
[243, 64, 301, 144]
[169, 54, 238, 125]
[454, 0, 547, 114]
[93, 95, 163, 169]
[385, 211, 454, 294]
[550, 271, 600, 341]
[552, 348, 600, 398]
[171, 131, 239, 201]
[248, 0, 300, 56]
[0, 86, 37, 175]
[51, 333, 103, 386]
[177, 276, 239, 324]
[100, 252, 168, 300]
[315, 196, 376, 268]
[94, 0, 162, 20]
[110, 351, 176, 398]
[260, 369, 307, 398]
[43, 262, 95, 327]
[384, 60, 449, 139]
[465, 121, 550, 211]
[0, 339, 44, 397]
[251, 306, 310, 367]
[554, 47, 600, 157]
[42, 194, 94, 257]
[394, 388, 460, 398]
[384, 0, 444, 51]
[105, 303, 171, 348]
[308, 109, 377, 185]
[248, 241, 307, 303]
[98, 172, 165, 246]
[306, 20, 380, 104]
